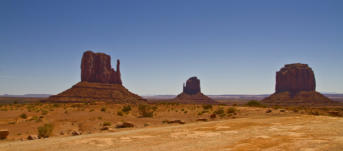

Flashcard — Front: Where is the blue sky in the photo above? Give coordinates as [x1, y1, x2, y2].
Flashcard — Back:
[1, 0, 342, 95]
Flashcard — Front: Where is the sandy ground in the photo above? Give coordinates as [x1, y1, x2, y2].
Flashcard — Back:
[0, 114, 342, 151]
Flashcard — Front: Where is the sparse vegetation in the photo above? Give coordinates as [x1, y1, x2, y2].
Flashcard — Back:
[227, 107, 237, 114]
[20, 113, 27, 119]
[202, 104, 213, 110]
[38, 123, 54, 138]
[71, 104, 82, 108]
[101, 107, 106, 112]
[246, 100, 263, 107]
[103, 121, 112, 126]
[121, 105, 131, 114]
[138, 104, 154, 117]
[117, 111, 123, 116]
[41, 110, 48, 115]
[8, 121, 15, 125]
[266, 109, 272, 113]
[311, 110, 320, 116]
[198, 110, 209, 115]
[116, 122, 134, 128]
[213, 107, 225, 117]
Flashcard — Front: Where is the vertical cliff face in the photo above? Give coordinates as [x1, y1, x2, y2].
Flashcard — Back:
[47, 50, 145, 103]
[275, 63, 315, 94]
[174, 76, 215, 104]
[81, 51, 122, 84]
[183, 77, 201, 95]
[262, 63, 333, 106]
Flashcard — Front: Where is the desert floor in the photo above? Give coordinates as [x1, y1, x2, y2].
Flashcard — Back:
[0, 100, 343, 151]
[0, 114, 343, 151]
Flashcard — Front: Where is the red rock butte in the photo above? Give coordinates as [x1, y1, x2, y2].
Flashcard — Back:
[183, 77, 201, 95]
[262, 63, 334, 106]
[276, 63, 315, 94]
[47, 51, 146, 103]
[174, 77, 215, 104]
[81, 51, 122, 84]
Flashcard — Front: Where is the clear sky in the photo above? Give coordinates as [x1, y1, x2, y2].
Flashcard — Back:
[1, 0, 342, 95]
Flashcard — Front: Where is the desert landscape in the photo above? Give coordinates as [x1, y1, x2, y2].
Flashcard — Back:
[0, 101, 343, 151]
[1, 1, 343, 150]
[0, 51, 343, 151]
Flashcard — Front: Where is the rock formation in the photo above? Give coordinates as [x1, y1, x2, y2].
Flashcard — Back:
[275, 63, 315, 94]
[47, 51, 145, 103]
[183, 77, 201, 95]
[81, 51, 122, 84]
[0, 130, 9, 140]
[262, 63, 334, 106]
[174, 77, 215, 104]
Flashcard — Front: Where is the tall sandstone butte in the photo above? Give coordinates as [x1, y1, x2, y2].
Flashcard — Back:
[175, 77, 215, 104]
[47, 51, 145, 103]
[275, 63, 315, 94]
[81, 51, 122, 84]
[183, 77, 201, 95]
[262, 63, 333, 106]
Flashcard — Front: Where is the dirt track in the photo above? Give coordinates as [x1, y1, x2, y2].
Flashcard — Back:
[0, 114, 342, 151]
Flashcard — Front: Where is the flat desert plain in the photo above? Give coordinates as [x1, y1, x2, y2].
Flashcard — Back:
[0, 114, 343, 151]
[0, 101, 342, 151]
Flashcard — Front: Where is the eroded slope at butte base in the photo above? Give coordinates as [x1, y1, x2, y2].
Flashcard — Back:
[262, 91, 337, 106]
[46, 82, 146, 103]
[174, 92, 217, 104]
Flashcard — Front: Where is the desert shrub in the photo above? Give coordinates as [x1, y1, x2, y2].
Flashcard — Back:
[227, 107, 237, 114]
[101, 107, 106, 112]
[53, 104, 60, 108]
[246, 100, 262, 107]
[292, 108, 298, 113]
[38, 123, 54, 138]
[265, 109, 272, 113]
[328, 111, 341, 117]
[214, 107, 225, 117]
[311, 110, 319, 116]
[103, 121, 111, 126]
[32, 116, 42, 122]
[198, 110, 209, 115]
[41, 110, 48, 115]
[138, 104, 154, 118]
[116, 122, 134, 128]
[89, 109, 94, 112]
[71, 104, 82, 108]
[202, 104, 213, 110]
[26, 105, 35, 112]
[8, 121, 15, 124]
[152, 106, 158, 111]
[1, 108, 8, 111]
[121, 105, 131, 114]
[117, 111, 123, 116]
[273, 106, 280, 110]
[20, 113, 27, 119]
[214, 107, 225, 115]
